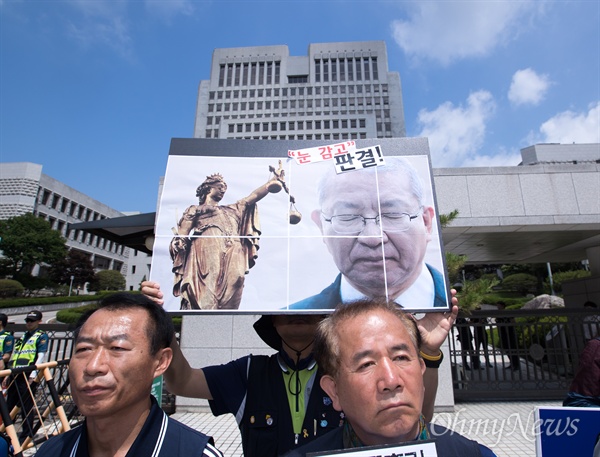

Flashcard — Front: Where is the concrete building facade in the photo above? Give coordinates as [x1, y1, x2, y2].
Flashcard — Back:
[0, 162, 130, 286]
[194, 41, 405, 141]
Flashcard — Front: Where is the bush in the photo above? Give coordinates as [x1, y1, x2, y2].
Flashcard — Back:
[501, 273, 538, 295]
[56, 301, 182, 328]
[89, 270, 126, 292]
[545, 270, 592, 293]
[0, 279, 24, 298]
[56, 304, 99, 324]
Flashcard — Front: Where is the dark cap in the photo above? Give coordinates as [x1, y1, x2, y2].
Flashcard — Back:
[253, 316, 281, 350]
[25, 310, 43, 322]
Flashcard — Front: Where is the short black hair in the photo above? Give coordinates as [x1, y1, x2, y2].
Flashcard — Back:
[0, 313, 7, 328]
[74, 293, 174, 355]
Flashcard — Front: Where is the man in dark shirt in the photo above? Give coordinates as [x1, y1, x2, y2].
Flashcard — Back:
[284, 299, 495, 457]
[35, 293, 223, 457]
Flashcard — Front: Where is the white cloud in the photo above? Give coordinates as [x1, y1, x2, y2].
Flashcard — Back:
[416, 90, 496, 167]
[530, 102, 600, 144]
[145, 0, 195, 18]
[391, 1, 539, 65]
[508, 68, 551, 106]
[65, 0, 133, 58]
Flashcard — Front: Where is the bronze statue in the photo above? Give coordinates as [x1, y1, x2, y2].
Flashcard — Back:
[169, 162, 298, 310]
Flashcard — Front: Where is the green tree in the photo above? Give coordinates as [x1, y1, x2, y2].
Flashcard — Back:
[89, 270, 126, 292]
[501, 273, 538, 295]
[457, 277, 499, 313]
[49, 249, 96, 289]
[0, 213, 67, 276]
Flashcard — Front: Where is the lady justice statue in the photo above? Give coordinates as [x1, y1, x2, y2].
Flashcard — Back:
[169, 161, 298, 310]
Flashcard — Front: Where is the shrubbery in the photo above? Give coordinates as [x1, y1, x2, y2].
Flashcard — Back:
[500, 273, 538, 295]
[0, 279, 24, 298]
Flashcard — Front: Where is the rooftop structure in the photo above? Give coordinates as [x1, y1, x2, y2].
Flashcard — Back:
[194, 41, 405, 141]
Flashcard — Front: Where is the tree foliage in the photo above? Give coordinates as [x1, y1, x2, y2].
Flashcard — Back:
[501, 273, 538, 295]
[0, 213, 67, 275]
[88, 270, 126, 292]
[49, 249, 96, 288]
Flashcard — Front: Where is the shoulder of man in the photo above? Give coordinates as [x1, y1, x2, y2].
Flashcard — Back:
[165, 416, 223, 457]
[429, 423, 494, 456]
[288, 274, 342, 310]
[35, 425, 83, 456]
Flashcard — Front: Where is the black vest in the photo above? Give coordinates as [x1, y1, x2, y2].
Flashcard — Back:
[240, 354, 343, 457]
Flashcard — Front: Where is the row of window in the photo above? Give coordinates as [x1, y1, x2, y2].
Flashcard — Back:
[218, 133, 375, 141]
[315, 57, 378, 83]
[209, 84, 388, 100]
[218, 61, 282, 87]
[207, 96, 389, 113]
[37, 212, 126, 255]
[227, 118, 367, 134]
[40, 188, 107, 223]
[217, 56, 379, 88]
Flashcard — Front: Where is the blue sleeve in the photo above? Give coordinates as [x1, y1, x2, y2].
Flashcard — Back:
[37, 331, 50, 353]
[203, 355, 251, 417]
[3, 335, 14, 355]
[479, 444, 497, 457]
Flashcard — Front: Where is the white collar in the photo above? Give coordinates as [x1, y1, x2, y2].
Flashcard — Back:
[340, 264, 434, 310]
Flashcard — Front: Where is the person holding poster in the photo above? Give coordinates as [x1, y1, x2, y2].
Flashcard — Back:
[290, 156, 447, 311]
[171, 165, 286, 310]
[141, 281, 458, 457]
[283, 299, 495, 457]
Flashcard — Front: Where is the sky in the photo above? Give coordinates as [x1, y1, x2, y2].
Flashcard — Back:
[1, 0, 599, 214]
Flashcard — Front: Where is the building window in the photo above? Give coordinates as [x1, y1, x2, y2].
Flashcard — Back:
[347, 58, 353, 81]
[227, 64, 233, 86]
[323, 59, 329, 82]
[331, 59, 337, 82]
[251, 63, 257, 85]
[339, 59, 345, 82]
[267, 62, 273, 84]
[258, 62, 265, 85]
[315, 59, 321, 82]
[234, 63, 241, 86]
[275, 62, 281, 84]
[364, 58, 370, 80]
[372, 57, 378, 80]
[218, 65, 225, 87]
[243, 63, 249, 85]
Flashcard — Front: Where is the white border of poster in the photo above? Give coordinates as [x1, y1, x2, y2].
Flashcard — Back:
[150, 137, 449, 314]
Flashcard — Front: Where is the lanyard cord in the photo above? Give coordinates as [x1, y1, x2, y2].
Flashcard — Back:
[281, 338, 313, 412]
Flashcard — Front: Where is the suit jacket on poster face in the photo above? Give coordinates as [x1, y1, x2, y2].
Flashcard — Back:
[288, 264, 447, 310]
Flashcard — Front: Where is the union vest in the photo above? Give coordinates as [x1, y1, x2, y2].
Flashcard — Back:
[240, 355, 343, 457]
[9, 329, 45, 368]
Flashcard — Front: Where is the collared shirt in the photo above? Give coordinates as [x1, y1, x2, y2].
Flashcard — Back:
[340, 263, 434, 309]
[35, 396, 223, 457]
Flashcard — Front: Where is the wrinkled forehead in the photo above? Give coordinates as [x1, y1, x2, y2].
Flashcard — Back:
[320, 171, 414, 211]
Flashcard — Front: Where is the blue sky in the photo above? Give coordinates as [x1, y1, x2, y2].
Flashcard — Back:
[1, 1, 598, 214]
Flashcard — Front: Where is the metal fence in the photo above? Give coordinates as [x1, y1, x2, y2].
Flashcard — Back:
[449, 307, 599, 402]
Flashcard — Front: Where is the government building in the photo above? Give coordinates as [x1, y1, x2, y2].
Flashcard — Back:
[194, 41, 405, 140]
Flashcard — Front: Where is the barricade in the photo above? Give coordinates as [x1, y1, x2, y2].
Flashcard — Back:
[0, 360, 81, 456]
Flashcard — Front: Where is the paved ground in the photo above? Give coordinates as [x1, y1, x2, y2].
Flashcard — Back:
[172, 400, 564, 457]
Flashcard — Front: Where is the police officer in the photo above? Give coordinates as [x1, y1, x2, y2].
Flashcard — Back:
[4, 310, 49, 442]
[0, 313, 14, 370]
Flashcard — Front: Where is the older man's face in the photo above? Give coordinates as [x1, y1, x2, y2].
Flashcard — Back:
[320, 309, 426, 446]
[313, 171, 433, 298]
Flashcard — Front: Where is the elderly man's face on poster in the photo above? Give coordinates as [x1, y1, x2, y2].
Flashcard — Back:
[151, 139, 449, 313]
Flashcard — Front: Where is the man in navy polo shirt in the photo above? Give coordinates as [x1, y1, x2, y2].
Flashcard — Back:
[35, 293, 223, 457]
